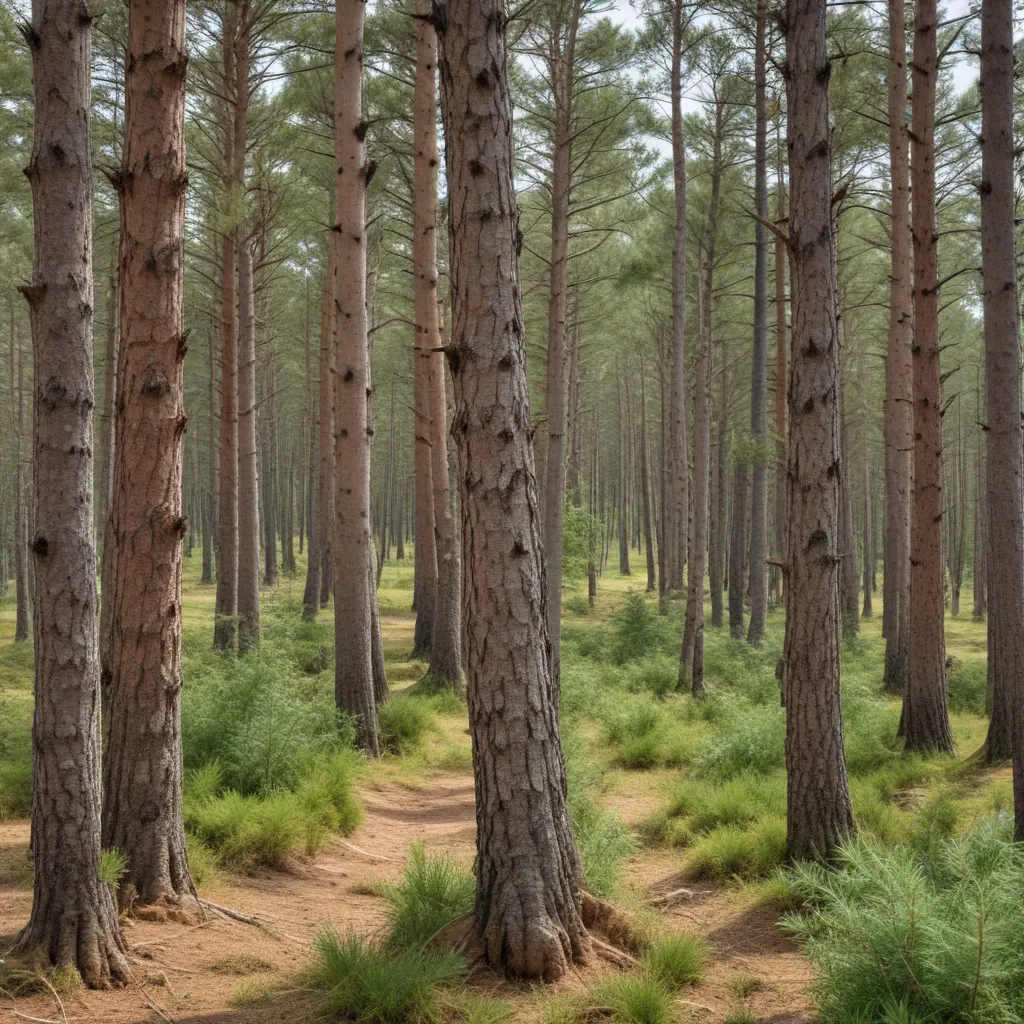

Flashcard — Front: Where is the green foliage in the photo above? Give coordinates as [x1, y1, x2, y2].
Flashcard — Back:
[642, 935, 708, 990]
[784, 822, 1024, 1024]
[664, 774, 786, 840]
[946, 658, 987, 716]
[379, 844, 474, 952]
[0, 693, 32, 819]
[686, 817, 788, 880]
[589, 977, 674, 1024]
[99, 848, 128, 891]
[183, 749, 361, 869]
[612, 595, 675, 664]
[310, 928, 465, 1024]
[185, 833, 220, 889]
[378, 696, 435, 755]
[562, 506, 601, 582]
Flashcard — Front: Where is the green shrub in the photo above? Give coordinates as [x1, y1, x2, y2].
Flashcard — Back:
[687, 817, 787, 880]
[946, 658, 987, 716]
[185, 832, 220, 889]
[0, 693, 32, 819]
[783, 822, 1024, 1024]
[99, 848, 128, 892]
[566, 595, 591, 617]
[643, 934, 708, 990]
[613, 595, 674, 664]
[590, 977, 673, 1024]
[624, 658, 678, 700]
[310, 928, 465, 1024]
[379, 697, 435, 755]
[379, 844, 475, 951]
[666, 774, 785, 835]
[692, 706, 785, 779]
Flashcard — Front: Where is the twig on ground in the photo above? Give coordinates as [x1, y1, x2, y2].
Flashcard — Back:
[338, 840, 392, 862]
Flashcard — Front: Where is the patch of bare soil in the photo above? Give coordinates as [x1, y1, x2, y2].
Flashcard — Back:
[0, 774, 815, 1024]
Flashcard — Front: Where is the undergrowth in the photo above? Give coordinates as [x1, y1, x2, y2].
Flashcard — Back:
[784, 820, 1024, 1024]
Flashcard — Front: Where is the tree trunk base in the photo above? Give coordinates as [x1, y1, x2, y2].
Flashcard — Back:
[124, 890, 205, 924]
[11, 895, 130, 990]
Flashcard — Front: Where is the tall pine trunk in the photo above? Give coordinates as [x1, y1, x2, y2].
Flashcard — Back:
[438, 0, 589, 979]
[214, 0, 239, 651]
[980, 0, 1022, 775]
[103, 0, 197, 912]
[237, 235, 260, 653]
[782, 0, 854, 861]
[666, 0, 689, 594]
[682, 92, 724, 692]
[746, 0, 769, 647]
[905, 0, 953, 753]
[333, 0, 379, 755]
[14, 0, 128, 982]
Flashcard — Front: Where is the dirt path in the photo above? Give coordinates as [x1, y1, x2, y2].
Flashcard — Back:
[1, 769, 813, 1024]
[0, 773, 477, 1024]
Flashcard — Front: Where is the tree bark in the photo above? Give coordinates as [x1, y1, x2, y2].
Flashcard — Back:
[14, 0, 129, 984]
[639, 360, 656, 593]
[882, 0, 913, 695]
[413, 4, 461, 690]
[682, 91, 724, 692]
[782, 0, 854, 862]
[773, 119, 787, 606]
[318, 255, 335, 608]
[980, 0, 1023, 778]
[333, 0, 379, 755]
[543, 0, 581, 682]
[905, 0, 953, 754]
[709, 341, 728, 629]
[747, 0, 769, 648]
[862, 457, 873, 617]
[666, 0, 689, 594]
[438, 0, 589, 980]
[202, 315, 216, 585]
[302, 272, 321, 621]
[213, 0, 239, 652]
[236, 235, 260, 653]
[728, 463, 747, 638]
[103, 0, 197, 913]
[13, 323, 31, 643]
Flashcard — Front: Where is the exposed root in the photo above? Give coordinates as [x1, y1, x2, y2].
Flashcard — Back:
[649, 887, 695, 908]
[580, 893, 648, 955]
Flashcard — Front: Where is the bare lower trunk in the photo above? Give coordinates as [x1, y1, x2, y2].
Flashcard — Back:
[302, 297, 321, 620]
[980, 0, 1023, 780]
[438, 0, 589, 979]
[746, 0, 769, 648]
[15, 0, 128, 983]
[773, 125, 787, 605]
[666, 0, 689, 593]
[13, 326, 31, 643]
[905, 0, 952, 754]
[862, 458, 873, 617]
[333, 0, 378, 755]
[728, 464, 747, 638]
[782, 0, 854, 861]
[709, 345, 728, 628]
[103, 0, 197, 913]
[318, 258, 335, 609]
[237, 237, 260, 654]
[882, 0, 912, 695]
[543, 0, 581, 680]
[682, 93, 724, 690]
[640, 364, 656, 593]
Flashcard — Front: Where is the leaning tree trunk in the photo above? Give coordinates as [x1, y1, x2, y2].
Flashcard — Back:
[905, 0, 953, 754]
[747, 0, 769, 648]
[666, 0, 689, 594]
[980, 0, 1023, 777]
[782, 0, 854, 862]
[438, 0, 590, 980]
[882, 0, 913, 695]
[13, 0, 129, 985]
[333, 0, 379, 755]
[103, 0, 198, 913]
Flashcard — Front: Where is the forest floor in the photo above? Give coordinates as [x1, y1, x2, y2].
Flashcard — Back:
[0, 553, 1001, 1024]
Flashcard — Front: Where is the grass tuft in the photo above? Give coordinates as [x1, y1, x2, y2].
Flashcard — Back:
[642, 934, 709, 990]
